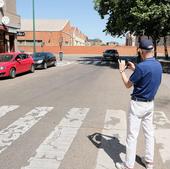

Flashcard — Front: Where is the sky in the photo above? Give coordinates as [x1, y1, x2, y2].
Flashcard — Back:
[16, 0, 125, 44]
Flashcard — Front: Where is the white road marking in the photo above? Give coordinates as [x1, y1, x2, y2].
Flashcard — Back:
[93, 61, 100, 65]
[84, 61, 92, 64]
[100, 61, 108, 65]
[0, 107, 53, 154]
[154, 111, 170, 163]
[77, 60, 84, 64]
[0, 105, 19, 119]
[95, 109, 127, 169]
[154, 111, 170, 126]
[56, 61, 74, 66]
[21, 108, 89, 169]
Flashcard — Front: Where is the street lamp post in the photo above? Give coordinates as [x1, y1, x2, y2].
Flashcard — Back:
[32, 0, 36, 53]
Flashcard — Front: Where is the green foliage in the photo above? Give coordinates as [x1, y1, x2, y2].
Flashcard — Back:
[131, 0, 170, 40]
[93, 0, 170, 40]
[93, 0, 136, 36]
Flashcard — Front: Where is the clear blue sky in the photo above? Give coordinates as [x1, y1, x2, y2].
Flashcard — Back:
[16, 0, 125, 44]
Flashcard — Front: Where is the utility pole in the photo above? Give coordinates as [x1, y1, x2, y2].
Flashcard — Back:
[32, 0, 36, 53]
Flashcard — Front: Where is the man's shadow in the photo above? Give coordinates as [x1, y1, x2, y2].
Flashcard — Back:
[88, 133, 144, 167]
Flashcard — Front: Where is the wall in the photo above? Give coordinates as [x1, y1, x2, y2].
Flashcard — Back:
[17, 45, 170, 56]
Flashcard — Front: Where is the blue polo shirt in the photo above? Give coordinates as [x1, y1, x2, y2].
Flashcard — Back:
[129, 57, 162, 100]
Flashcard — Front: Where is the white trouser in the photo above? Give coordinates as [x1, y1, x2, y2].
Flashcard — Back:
[125, 100, 154, 168]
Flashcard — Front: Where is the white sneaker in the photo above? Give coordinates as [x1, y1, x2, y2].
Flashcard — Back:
[115, 162, 132, 169]
[141, 157, 154, 169]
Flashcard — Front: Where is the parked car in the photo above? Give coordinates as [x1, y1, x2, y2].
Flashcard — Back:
[0, 52, 35, 78]
[101, 49, 119, 62]
[33, 52, 56, 69]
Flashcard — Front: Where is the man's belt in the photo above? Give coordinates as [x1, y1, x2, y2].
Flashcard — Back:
[131, 96, 153, 102]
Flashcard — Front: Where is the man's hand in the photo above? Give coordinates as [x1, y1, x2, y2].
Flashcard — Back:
[118, 60, 127, 73]
[118, 60, 133, 89]
[127, 61, 135, 71]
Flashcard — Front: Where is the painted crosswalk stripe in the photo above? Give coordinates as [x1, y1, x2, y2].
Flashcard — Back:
[154, 111, 170, 163]
[0, 105, 19, 119]
[93, 61, 100, 65]
[21, 108, 89, 169]
[56, 61, 74, 66]
[0, 107, 53, 154]
[95, 109, 127, 169]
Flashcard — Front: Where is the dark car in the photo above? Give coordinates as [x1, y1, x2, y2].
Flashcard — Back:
[101, 49, 119, 62]
[33, 52, 56, 69]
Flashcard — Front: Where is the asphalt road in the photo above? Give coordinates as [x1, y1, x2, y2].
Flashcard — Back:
[0, 56, 169, 169]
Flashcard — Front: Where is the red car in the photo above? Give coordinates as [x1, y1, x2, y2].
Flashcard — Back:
[0, 52, 35, 78]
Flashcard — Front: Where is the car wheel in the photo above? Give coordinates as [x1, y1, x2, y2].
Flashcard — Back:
[30, 64, 35, 73]
[9, 68, 16, 79]
[43, 62, 47, 69]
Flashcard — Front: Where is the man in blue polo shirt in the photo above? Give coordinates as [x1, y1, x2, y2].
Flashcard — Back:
[116, 39, 162, 169]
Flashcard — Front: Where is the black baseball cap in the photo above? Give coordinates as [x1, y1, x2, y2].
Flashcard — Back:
[139, 39, 154, 50]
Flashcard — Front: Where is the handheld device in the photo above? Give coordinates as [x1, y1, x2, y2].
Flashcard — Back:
[117, 56, 130, 66]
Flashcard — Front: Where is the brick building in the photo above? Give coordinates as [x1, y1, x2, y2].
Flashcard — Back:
[17, 19, 88, 50]
[0, 0, 20, 52]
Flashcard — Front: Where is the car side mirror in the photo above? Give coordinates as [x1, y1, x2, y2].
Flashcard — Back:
[16, 58, 21, 62]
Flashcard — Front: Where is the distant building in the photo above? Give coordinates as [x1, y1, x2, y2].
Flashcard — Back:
[0, 0, 20, 52]
[87, 38, 103, 46]
[126, 33, 170, 47]
[17, 19, 88, 48]
[106, 41, 119, 46]
[126, 32, 136, 46]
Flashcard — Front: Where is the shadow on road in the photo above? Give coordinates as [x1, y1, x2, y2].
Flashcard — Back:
[88, 133, 144, 168]
[77, 55, 170, 74]
[77, 56, 119, 69]
[77, 56, 137, 69]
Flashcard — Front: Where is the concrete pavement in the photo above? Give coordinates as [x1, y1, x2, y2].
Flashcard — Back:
[0, 56, 169, 169]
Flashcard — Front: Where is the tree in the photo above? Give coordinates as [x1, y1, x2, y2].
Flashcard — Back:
[94, 0, 137, 37]
[94, 0, 170, 57]
[131, 0, 170, 57]
[161, 14, 170, 59]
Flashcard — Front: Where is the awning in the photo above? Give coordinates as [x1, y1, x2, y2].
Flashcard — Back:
[0, 25, 8, 31]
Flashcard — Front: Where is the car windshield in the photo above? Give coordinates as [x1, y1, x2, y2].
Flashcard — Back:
[105, 50, 111, 53]
[33, 53, 46, 59]
[0, 54, 14, 62]
[110, 50, 117, 53]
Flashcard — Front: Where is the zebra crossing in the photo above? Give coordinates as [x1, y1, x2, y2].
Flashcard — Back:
[56, 61, 75, 67]
[77, 59, 118, 66]
[21, 108, 89, 169]
[78, 60, 104, 65]
[56, 60, 103, 66]
[154, 111, 170, 163]
[0, 105, 19, 118]
[94, 109, 126, 169]
[0, 107, 53, 154]
[56, 59, 112, 67]
[0, 105, 169, 169]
